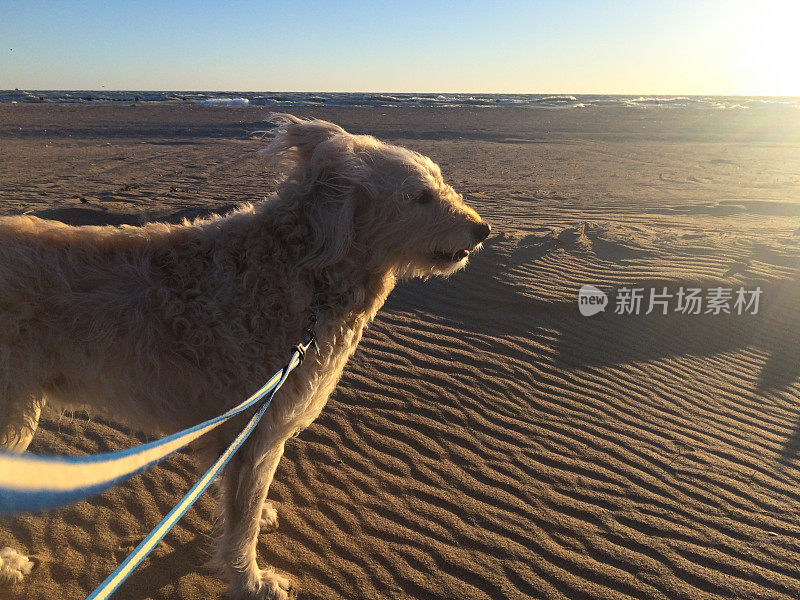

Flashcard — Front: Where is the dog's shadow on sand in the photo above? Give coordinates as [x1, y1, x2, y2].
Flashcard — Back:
[388, 235, 800, 461]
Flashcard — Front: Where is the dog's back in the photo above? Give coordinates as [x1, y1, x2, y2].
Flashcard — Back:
[0, 216, 199, 439]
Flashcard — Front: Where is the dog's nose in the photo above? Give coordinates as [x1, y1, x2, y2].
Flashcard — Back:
[473, 222, 491, 242]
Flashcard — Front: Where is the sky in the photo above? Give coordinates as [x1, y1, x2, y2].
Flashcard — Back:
[1, 0, 799, 96]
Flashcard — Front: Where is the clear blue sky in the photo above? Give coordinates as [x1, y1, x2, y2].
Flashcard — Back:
[1, 0, 798, 95]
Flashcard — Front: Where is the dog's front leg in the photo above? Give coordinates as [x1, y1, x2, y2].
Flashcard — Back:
[215, 438, 293, 600]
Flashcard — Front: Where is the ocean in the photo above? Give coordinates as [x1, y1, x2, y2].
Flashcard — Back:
[2, 90, 799, 110]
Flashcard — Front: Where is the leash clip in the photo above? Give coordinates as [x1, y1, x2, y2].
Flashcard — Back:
[293, 312, 319, 363]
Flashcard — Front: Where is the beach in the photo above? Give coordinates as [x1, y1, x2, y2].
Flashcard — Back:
[2, 102, 800, 600]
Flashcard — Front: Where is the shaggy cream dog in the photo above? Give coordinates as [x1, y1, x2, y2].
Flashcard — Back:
[0, 115, 490, 599]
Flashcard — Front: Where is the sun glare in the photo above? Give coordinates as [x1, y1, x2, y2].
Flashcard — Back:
[731, 1, 800, 96]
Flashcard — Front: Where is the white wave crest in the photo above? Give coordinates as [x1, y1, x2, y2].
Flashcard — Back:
[198, 98, 250, 106]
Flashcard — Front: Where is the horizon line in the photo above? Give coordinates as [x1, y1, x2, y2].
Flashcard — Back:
[4, 88, 800, 99]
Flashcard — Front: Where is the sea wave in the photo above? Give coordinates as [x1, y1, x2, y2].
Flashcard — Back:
[198, 97, 250, 106]
[1, 90, 797, 110]
[534, 95, 578, 103]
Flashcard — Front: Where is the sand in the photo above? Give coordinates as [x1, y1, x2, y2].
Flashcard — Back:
[2, 103, 800, 600]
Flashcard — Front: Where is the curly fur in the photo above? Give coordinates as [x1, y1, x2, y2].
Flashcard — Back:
[0, 114, 489, 599]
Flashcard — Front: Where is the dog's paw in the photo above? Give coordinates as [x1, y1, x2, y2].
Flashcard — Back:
[259, 501, 279, 533]
[230, 569, 295, 600]
[0, 546, 34, 585]
[257, 569, 294, 600]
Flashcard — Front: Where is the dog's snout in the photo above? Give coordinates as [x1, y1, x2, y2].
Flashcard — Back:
[473, 222, 491, 242]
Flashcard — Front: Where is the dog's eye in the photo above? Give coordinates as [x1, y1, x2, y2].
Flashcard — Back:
[415, 190, 434, 205]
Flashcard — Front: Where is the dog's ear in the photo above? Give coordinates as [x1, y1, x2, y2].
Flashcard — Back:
[263, 114, 347, 167]
[264, 115, 372, 272]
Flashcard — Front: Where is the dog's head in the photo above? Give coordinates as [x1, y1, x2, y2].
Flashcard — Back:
[264, 114, 490, 279]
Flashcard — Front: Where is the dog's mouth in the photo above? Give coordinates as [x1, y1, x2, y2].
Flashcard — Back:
[431, 248, 471, 262]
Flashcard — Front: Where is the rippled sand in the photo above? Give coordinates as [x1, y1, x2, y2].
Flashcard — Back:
[2, 103, 800, 599]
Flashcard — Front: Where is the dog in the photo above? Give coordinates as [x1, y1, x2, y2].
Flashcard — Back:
[0, 114, 490, 599]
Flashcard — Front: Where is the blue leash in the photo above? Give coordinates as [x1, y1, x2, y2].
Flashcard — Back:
[0, 370, 284, 513]
[0, 327, 317, 514]
[86, 347, 304, 600]
[0, 319, 318, 599]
